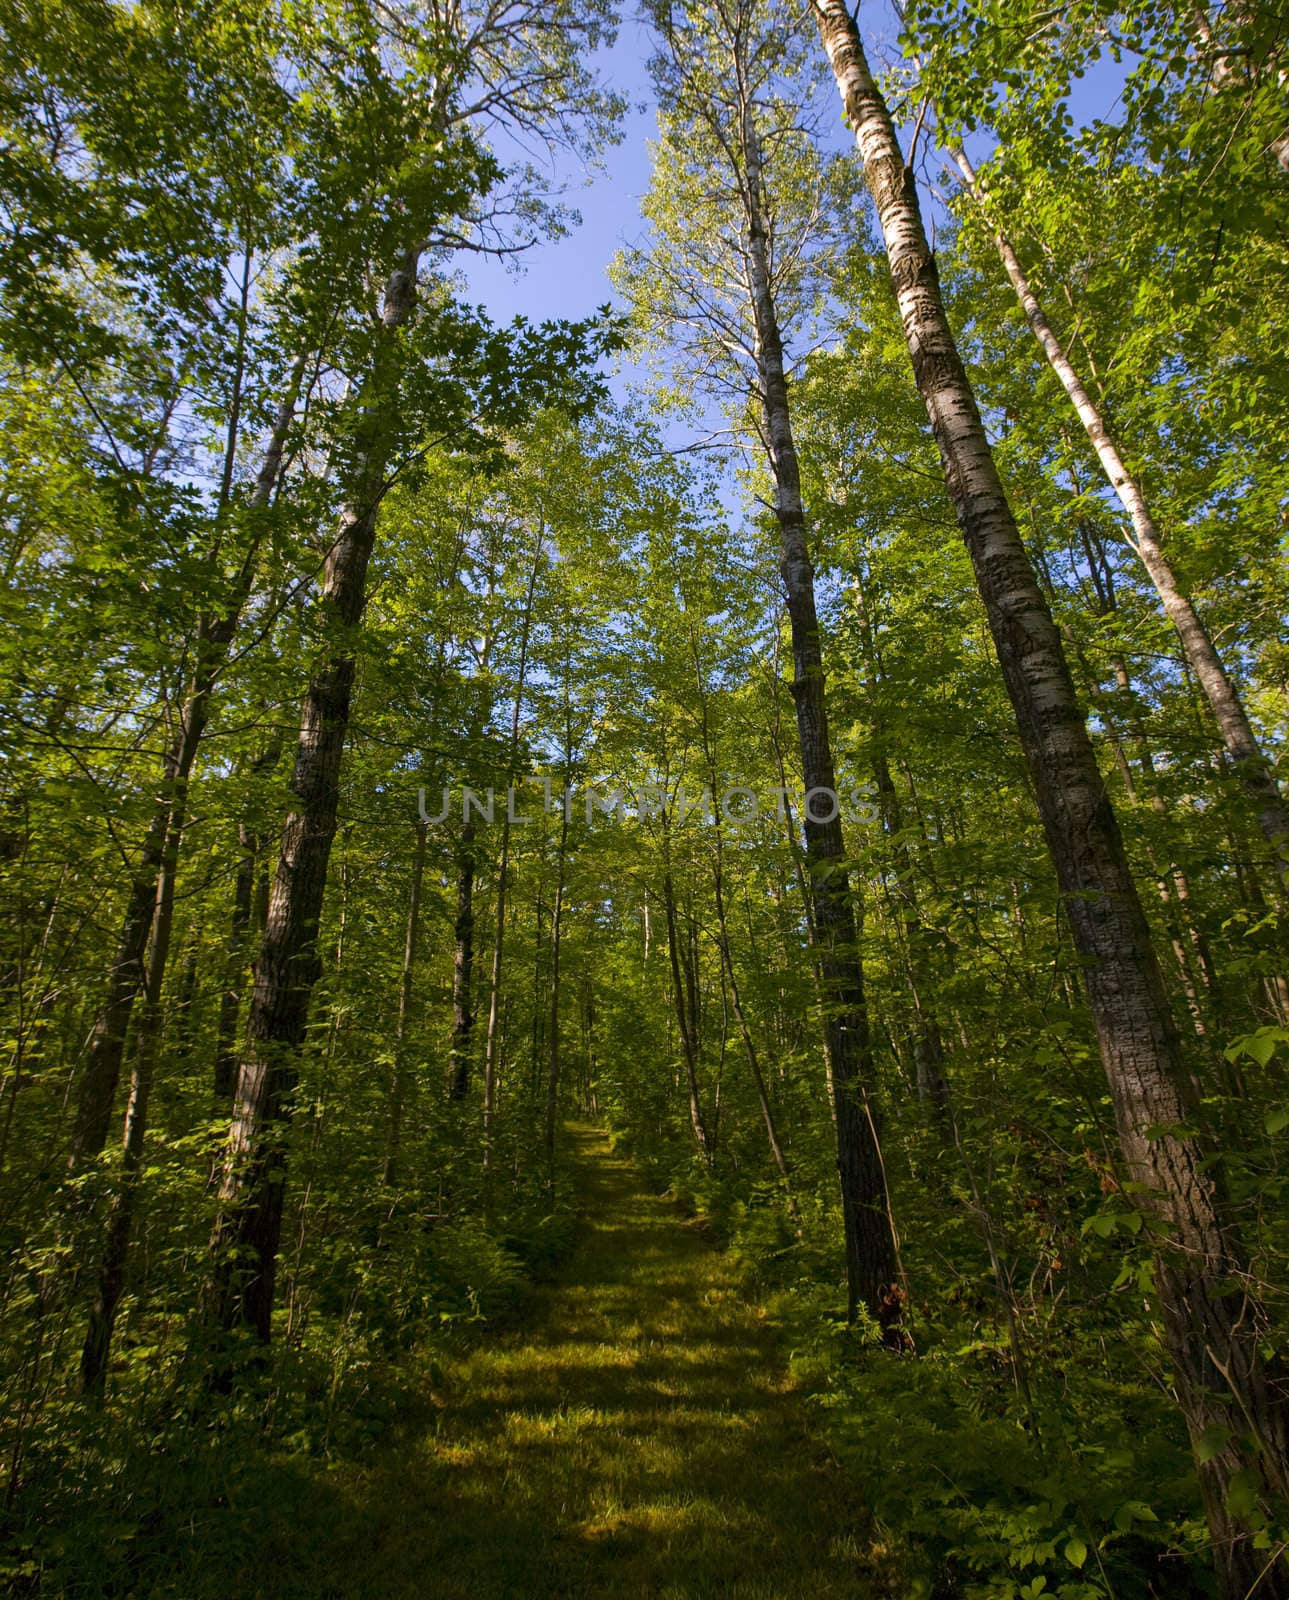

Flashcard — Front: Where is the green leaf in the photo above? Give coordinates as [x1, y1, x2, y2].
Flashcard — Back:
[1245, 1035, 1277, 1068]
[1196, 1424, 1234, 1465]
[1226, 1028, 1289, 1068]
[1113, 1501, 1158, 1531]
[1227, 1471, 1260, 1521]
[1064, 1536, 1087, 1569]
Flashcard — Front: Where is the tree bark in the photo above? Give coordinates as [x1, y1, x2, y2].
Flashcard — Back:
[201, 252, 420, 1344]
[812, 5, 1289, 1588]
[214, 738, 285, 1099]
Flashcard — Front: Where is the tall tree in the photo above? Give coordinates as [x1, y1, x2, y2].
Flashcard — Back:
[947, 143, 1289, 888]
[201, 0, 623, 1344]
[811, 4, 1289, 1589]
[621, 0, 901, 1329]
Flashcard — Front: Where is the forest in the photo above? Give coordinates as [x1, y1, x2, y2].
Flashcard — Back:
[0, 0, 1287, 1594]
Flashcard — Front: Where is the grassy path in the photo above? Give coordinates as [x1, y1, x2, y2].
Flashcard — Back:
[253, 1124, 878, 1598]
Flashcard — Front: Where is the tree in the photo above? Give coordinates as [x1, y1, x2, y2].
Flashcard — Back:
[811, 3, 1289, 1589]
[619, 0, 901, 1329]
[945, 143, 1289, 889]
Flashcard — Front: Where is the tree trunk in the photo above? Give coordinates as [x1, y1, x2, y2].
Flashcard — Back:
[201, 252, 419, 1344]
[812, 6, 1289, 1587]
[383, 817, 426, 1187]
[170, 931, 200, 1060]
[214, 738, 285, 1099]
[483, 534, 543, 1170]
[1062, 523, 1223, 1032]
[447, 820, 477, 1101]
[849, 572, 952, 1125]
[67, 802, 171, 1170]
[692, 631, 792, 1193]
[1072, 645, 1217, 1041]
[543, 783, 571, 1185]
[1110, 654, 1225, 1035]
[739, 103, 900, 1329]
[764, 648, 838, 1125]
[79, 794, 186, 1393]
[661, 859, 713, 1163]
[952, 145, 1289, 890]
[872, 747, 951, 1126]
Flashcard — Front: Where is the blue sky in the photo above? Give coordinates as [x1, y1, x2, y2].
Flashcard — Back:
[453, 6, 1134, 415]
[457, 7, 902, 328]
[454, 14, 657, 328]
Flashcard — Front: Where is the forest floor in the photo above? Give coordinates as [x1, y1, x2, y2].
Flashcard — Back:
[215, 1122, 883, 1599]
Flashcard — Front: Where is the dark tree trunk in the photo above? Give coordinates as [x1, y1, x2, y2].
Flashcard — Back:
[739, 104, 899, 1327]
[67, 363, 304, 1169]
[661, 861, 713, 1163]
[214, 739, 285, 1100]
[871, 741, 950, 1129]
[80, 798, 186, 1393]
[448, 821, 477, 1101]
[383, 817, 426, 1187]
[68, 803, 171, 1170]
[483, 534, 542, 1171]
[690, 644, 788, 1188]
[543, 785, 571, 1185]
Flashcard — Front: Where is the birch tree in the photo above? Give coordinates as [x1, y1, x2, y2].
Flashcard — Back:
[941, 144, 1289, 890]
[811, 4, 1289, 1589]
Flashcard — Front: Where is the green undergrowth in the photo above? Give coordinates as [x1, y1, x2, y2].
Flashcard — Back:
[1, 1166, 580, 1598]
[7, 1118, 1242, 1599]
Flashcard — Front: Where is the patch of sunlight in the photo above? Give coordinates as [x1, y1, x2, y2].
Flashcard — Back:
[650, 1491, 741, 1525]
[828, 1532, 866, 1559]
[621, 1440, 691, 1474]
[572, 1504, 696, 1541]
[502, 1405, 607, 1446]
[484, 1340, 639, 1375]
